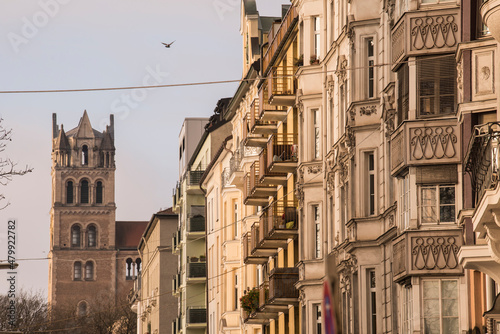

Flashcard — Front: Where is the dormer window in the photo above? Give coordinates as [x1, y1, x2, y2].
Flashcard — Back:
[82, 145, 88, 165]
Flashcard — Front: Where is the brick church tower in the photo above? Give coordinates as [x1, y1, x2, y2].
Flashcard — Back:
[48, 111, 147, 316]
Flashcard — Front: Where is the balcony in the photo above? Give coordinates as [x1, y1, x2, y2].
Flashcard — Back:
[259, 147, 287, 186]
[243, 226, 275, 265]
[172, 273, 181, 296]
[172, 229, 181, 255]
[392, 229, 463, 283]
[258, 83, 288, 122]
[243, 110, 268, 148]
[481, 0, 500, 42]
[268, 267, 299, 304]
[187, 259, 206, 282]
[262, 5, 298, 74]
[172, 182, 182, 211]
[391, 7, 460, 67]
[186, 307, 206, 327]
[243, 161, 277, 206]
[266, 133, 298, 173]
[390, 119, 461, 176]
[264, 201, 298, 240]
[249, 99, 279, 136]
[186, 169, 205, 194]
[186, 215, 205, 238]
[267, 66, 297, 106]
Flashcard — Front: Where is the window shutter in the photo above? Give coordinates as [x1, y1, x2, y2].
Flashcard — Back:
[397, 64, 409, 125]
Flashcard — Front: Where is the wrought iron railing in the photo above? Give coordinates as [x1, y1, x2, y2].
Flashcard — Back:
[250, 223, 260, 253]
[187, 307, 207, 324]
[269, 267, 299, 300]
[465, 122, 500, 206]
[187, 167, 206, 186]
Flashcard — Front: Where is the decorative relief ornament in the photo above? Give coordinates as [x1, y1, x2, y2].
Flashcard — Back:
[360, 105, 377, 116]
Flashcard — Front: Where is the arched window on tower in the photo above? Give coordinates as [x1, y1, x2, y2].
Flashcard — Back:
[87, 225, 96, 248]
[66, 181, 74, 204]
[77, 301, 88, 317]
[82, 145, 88, 165]
[74, 262, 82, 280]
[71, 225, 81, 247]
[106, 152, 110, 168]
[126, 258, 133, 280]
[135, 258, 141, 277]
[85, 261, 94, 280]
[96, 181, 103, 204]
[80, 180, 89, 204]
[99, 151, 104, 167]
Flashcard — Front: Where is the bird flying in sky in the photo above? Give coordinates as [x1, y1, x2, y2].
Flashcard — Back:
[162, 41, 175, 48]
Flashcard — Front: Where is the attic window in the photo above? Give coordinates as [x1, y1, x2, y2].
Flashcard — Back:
[82, 145, 89, 165]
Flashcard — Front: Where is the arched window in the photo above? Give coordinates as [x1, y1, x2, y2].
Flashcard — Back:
[87, 225, 96, 248]
[106, 152, 110, 167]
[80, 180, 89, 204]
[135, 258, 142, 277]
[77, 301, 87, 317]
[126, 258, 133, 280]
[82, 145, 88, 165]
[85, 261, 94, 280]
[71, 225, 81, 247]
[66, 181, 74, 204]
[96, 181, 103, 204]
[74, 262, 82, 280]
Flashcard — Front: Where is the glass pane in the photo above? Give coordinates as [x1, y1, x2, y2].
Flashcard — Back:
[442, 299, 458, 317]
[423, 281, 439, 298]
[442, 318, 459, 334]
[439, 95, 454, 114]
[442, 280, 458, 298]
[422, 206, 437, 224]
[424, 318, 440, 334]
[422, 188, 436, 206]
[420, 80, 435, 96]
[423, 298, 439, 318]
[439, 187, 455, 204]
[440, 205, 455, 222]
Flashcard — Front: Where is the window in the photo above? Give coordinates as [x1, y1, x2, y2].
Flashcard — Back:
[399, 175, 411, 230]
[417, 56, 456, 117]
[396, 0, 409, 21]
[366, 152, 375, 215]
[397, 64, 409, 125]
[71, 225, 81, 247]
[234, 202, 238, 238]
[367, 38, 375, 98]
[313, 109, 320, 159]
[313, 16, 321, 59]
[95, 181, 103, 204]
[85, 261, 94, 280]
[135, 258, 141, 276]
[401, 284, 413, 334]
[314, 205, 321, 258]
[342, 289, 352, 334]
[66, 181, 74, 204]
[74, 262, 82, 280]
[234, 274, 238, 310]
[420, 0, 454, 4]
[77, 301, 87, 317]
[422, 279, 459, 333]
[477, 0, 490, 38]
[80, 180, 89, 204]
[339, 84, 346, 135]
[314, 303, 322, 334]
[368, 270, 377, 334]
[329, 1, 335, 44]
[126, 258, 133, 280]
[87, 225, 96, 248]
[420, 185, 455, 224]
[81, 145, 88, 165]
[341, 186, 348, 241]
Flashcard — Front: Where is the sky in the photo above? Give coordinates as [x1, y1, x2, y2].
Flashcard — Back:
[0, 0, 288, 295]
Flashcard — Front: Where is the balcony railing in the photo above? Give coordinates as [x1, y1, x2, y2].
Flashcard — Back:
[187, 169, 205, 186]
[187, 261, 206, 279]
[262, 5, 299, 74]
[259, 147, 287, 185]
[186, 307, 207, 325]
[172, 228, 181, 254]
[172, 316, 182, 334]
[267, 133, 298, 173]
[267, 66, 297, 106]
[249, 99, 278, 135]
[259, 83, 288, 121]
[268, 267, 299, 303]
[243, 111, 268, 148]
[172, 273, 181, 295]
[266, 201, 298, 238]
[465, 122, 500, 206]
[259, 281, 270, 309]
[187, 215, 206, 233]
[244, 161, 276, 206]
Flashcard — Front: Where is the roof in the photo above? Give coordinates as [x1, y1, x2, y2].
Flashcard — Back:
[156, 207, 177, 216]
[115, 221, 148, 249]
[243, 0, 258, 15]
[260, 16, 279, 34]
[138, 207, 178, 249]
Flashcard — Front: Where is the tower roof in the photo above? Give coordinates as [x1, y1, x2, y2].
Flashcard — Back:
[65, 110, 104, 138]
[100, 131, 115, 150]
[55, 125, 70, 150]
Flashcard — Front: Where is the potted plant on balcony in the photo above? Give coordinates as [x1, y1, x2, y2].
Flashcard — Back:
[240, 287, 259, 314]
[200, 254, 206, 262]
[310, 55, 319, 65]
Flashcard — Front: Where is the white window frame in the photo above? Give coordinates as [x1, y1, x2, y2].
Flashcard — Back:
[313, 205, 321, 259]
[419, 184, 456, 225]
[368, 270, 377, 334]
[313, 16, 321, 59]
[420, 0, 454, 5]
[366, 37, 375, 98]
[234, 201, 238, 238]
[399, 175, 411, 230]
[401, 284, 413, 334]
[339, 84, 346, 136]
[312, 109, 321, 160]
[364, 152, 376, 216]
[421, 279, 459, 333]
[313, 303, 322, 334]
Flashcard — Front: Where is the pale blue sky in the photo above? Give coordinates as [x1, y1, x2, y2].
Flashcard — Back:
[0, 0, 288, 294]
